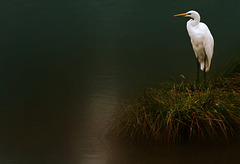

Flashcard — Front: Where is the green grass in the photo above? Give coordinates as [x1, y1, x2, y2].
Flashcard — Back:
[107, 73, 240, 144]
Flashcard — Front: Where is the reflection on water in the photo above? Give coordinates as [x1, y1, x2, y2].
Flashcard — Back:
[114, 143, 240, 164]
[79, 71, 120, 164]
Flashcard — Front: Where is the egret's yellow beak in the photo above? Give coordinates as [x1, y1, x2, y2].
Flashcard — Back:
[173, 13, 188, 17]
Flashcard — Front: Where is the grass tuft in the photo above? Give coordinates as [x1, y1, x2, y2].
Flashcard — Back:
[107, 73, 240, 144]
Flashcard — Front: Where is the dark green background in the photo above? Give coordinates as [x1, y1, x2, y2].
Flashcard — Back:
[0, 1, 239, 163]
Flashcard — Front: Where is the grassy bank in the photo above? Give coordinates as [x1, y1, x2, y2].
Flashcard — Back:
[107, 73, 240, 144]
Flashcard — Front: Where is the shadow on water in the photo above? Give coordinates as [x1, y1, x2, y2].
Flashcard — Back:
[81, 127, 240, 164]
[108, 142, 240, 164]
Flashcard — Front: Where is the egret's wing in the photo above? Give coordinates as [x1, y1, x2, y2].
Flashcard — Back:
[202, 23, 214, 72]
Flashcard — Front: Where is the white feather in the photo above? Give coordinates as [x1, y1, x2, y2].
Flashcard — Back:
[185, 11, 214, 72]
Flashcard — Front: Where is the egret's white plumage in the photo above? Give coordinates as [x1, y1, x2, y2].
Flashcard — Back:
[174, 10, 214, 72]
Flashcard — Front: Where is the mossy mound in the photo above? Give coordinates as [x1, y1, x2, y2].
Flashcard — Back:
[108, 73, 240, 144]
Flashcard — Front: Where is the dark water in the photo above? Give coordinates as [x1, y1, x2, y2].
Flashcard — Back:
[0, 1, 240, 164]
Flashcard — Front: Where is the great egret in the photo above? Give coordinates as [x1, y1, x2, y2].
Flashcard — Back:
[173, 10, 214, 82]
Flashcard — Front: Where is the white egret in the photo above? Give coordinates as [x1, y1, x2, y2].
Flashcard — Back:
[173, 10, 214, 82]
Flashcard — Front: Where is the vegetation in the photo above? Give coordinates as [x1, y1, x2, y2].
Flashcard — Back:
[107, 73, 240, 144]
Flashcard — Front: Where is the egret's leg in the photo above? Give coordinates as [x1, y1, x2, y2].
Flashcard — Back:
[196, 59, 200, 84]
[204, 56, 206, 84]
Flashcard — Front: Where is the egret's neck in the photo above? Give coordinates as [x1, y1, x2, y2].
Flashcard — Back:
[186, 17, 200, 37]
[187, 17, 200, 27]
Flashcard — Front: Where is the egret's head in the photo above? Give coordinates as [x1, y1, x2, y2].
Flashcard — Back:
[173, 10, 200, 20]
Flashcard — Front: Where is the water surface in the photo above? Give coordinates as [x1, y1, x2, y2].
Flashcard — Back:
[0, 1, 240, 163]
